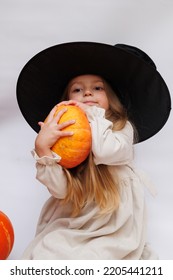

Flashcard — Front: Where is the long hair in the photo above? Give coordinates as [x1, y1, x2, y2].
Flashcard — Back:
[61, 78, 130, 217]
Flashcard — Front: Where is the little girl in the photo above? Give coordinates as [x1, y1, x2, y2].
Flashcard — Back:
[17, 42, 171, 259]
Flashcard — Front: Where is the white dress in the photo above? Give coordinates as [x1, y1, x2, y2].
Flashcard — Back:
[22, 106, 158, 260]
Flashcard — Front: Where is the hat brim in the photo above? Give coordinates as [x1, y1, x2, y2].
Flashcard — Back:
[16, 41, 171, 142]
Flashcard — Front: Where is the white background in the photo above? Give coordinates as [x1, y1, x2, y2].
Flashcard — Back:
[0, 0, 172, 260]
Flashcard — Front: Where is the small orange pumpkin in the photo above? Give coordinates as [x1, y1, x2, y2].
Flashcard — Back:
[0, 211, 14, 260]
[51, 105, 92, 168]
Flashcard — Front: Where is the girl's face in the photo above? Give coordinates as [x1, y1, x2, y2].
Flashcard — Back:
[68, 75, 109, 110]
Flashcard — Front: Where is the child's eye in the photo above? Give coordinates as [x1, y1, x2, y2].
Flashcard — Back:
[94, 86, 104, 91]
[72, 88, 82, 93]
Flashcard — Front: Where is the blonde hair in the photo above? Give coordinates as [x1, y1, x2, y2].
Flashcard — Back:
[61, 78, 129, 217]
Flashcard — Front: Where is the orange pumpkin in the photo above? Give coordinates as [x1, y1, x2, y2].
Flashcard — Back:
[51, 105, 92, 168]
[0, 211, 14, 260]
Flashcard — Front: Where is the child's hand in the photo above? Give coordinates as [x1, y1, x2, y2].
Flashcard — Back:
[35, 106, 75, 158]
[57, 100, 90, 113]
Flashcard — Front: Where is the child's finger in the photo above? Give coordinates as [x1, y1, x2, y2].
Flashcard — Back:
[46, 105, 59, 122]
[56, 101, 69, 106]
[59, 130, 74, 137]
[57, 100, 77, 107]
[38, 121, 44, 128]
[58, 119, 76, 130]
[53, 107, 68, 123]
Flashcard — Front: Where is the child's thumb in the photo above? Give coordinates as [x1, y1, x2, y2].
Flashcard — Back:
[38, 121, 44, 128]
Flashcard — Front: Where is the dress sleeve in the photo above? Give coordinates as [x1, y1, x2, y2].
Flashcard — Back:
[86, 106, 134, 165]
[31, 150, 67, 199]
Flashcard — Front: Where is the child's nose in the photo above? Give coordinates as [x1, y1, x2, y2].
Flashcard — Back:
[84, 89, 93, 96]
